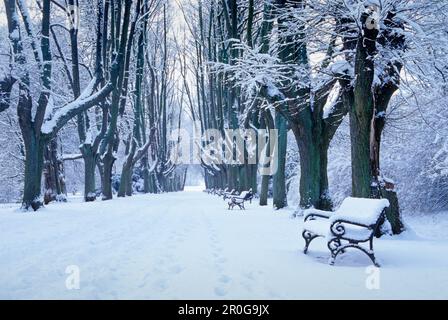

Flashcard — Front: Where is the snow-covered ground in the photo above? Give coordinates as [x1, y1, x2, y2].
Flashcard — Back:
[0, 188, 447, 300]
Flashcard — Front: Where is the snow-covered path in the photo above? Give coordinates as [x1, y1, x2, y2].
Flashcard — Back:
[0, 189, 447, 299]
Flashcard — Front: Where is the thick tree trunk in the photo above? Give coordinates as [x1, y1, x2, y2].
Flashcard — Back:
[148, 172, 157, 193]
[82, 149, 97, 202]
[349, 112, 372, 198]
[118, 159, 133, 197]
[43, 138, 66, 204]
[318, 142, 332, 209]
[274, 0, 336, 211]
[273, 111, 287, 209]
[102, 153, 115, 200]
[125, 168, 133, 196]
[292, 125, 331, 210]
[349, 12, 379, 198]
[118, 163, 129, 197]
[296, 138, 319, 209]
[259, 175, 269, 206]
[22, 134, 45, 210]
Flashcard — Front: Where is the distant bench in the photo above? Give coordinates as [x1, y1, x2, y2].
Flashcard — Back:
[223, 189, 238, 201]
[228, 190, 254, 210]
[302, 197, 389, 267]
[204, 187, 255, 210]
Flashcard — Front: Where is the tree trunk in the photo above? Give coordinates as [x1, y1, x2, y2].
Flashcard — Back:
[380, 187, 404, 234]
[118, 167, 128, 197]
[247, 164, 257, 193]
[259, 109, 272, 206]
[273, 110, 287, 209]
[318, 142, 332, 209]
[125, 168, 133, 196]
[292, 125, 332, 210]
[259, 175, 269, 206]
[83, 149, 97, 202]
[99, 0, 133, 201]
[102, 153, 115, 200]
[22, 134, 45, 210]
[275, 0, 336, 211]
[349, 112, 372, 198]
[118, 155, 133, 198]
[118, 153, 129, 197]
[350, 12, 379, 198]
[141, 156, 150, 193]
[43, 138, 66, 204]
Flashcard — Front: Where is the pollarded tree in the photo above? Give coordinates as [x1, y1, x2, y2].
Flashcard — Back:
[272, 0, 348, 210]
[3, 0, 120, 210]
[329, 0, 448, 233]
[217, 0, 348, 210]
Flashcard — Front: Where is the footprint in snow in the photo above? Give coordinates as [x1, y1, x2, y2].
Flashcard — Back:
[216, 257, 227, 264]
[168, 264, 184, 274]
[214, 286, 228, 297]
[219, 274, 231, 284]
[211, 244, 223, 252]
[138, 273, 152, 288]
[152, 279, 168, 291]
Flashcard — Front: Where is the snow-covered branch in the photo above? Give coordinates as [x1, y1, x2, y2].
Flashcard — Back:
[41, 77, 115, 138]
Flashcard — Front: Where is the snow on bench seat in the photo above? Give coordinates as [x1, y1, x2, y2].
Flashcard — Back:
[329, 197, 390, 226]
[302, 197, 390, 266]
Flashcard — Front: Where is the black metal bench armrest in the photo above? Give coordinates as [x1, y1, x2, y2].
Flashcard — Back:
[330, 218, 373, 229]
[304, 208, 332, 221]
[328, 219, 376, 239]
[304, 213, 332, 222]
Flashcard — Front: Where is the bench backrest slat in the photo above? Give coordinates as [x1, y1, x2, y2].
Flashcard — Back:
[332, 197, 389, 226]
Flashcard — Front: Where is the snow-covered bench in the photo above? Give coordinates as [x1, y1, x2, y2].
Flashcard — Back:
[216, 188, 228, 196]
[228, 190, 254, 210]
[302, 197, 389, 267]
[223, 189, 237, 200]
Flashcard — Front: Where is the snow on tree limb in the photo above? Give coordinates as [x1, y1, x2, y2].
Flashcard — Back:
[41, 77, 114, 137]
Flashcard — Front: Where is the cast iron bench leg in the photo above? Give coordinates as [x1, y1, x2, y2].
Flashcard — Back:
[302, 230, 319, 254]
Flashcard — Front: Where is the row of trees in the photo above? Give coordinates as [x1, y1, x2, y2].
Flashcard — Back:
[0, 0, 186, 210]
[181, 0, 447, 233]
[0, 0, 446, 227]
